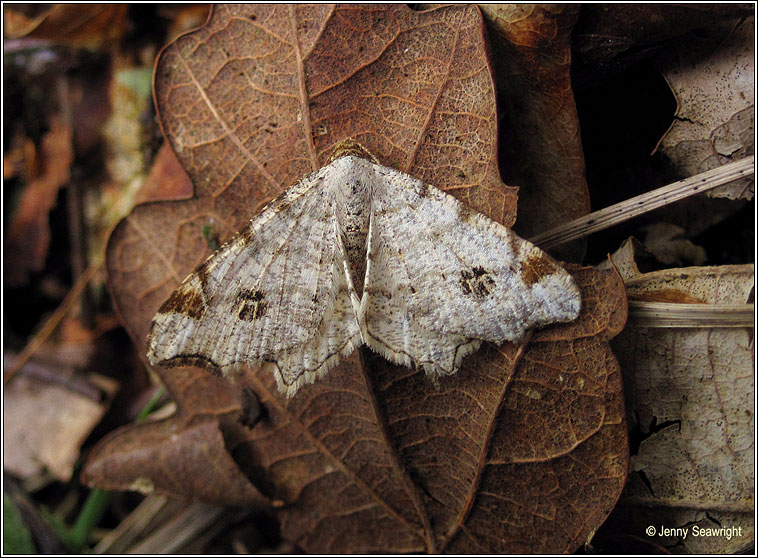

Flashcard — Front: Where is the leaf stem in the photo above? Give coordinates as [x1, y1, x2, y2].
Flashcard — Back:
[67, 489, 110, 552]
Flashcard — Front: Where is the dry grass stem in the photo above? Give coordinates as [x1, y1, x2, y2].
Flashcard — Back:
[530, 156, 755, 249]
[92, 495, 170, 554]
[627, 301, 755, 328]
[3, 260, 102, 384]
[126, 502, 226, 554]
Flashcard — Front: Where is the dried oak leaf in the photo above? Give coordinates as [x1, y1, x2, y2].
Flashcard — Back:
[602, 240, 754, 553]
[85, 5, 628, 553]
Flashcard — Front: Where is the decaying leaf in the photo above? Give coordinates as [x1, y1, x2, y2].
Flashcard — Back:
[602, 239, 754, 553]
[655, 16, 754, 201]
[83, 389, 268, 508]
[640, 223, 706, 267]
[85, 5, 628, 552]
[479, 4, 590, 263]
[3, 358, 118, 483]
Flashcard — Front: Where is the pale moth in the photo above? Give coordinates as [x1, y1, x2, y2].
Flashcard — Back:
[147, 141, 581, 397]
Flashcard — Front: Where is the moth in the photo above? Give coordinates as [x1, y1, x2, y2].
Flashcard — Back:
[147, 141, 581, 397]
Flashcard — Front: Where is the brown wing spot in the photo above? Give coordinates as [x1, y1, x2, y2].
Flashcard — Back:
[158, 279, 206, 319]
[459, 266, 496, 298]
[196, 265, 211, 293]
[237, 223, 255, 244]
[236, 289, 268, 321]
[521, 253, 559, 286]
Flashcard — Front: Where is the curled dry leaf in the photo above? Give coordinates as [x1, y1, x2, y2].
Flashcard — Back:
[655, 16, 754, 201]
[86, 5, 628, 552]
[603, 239, 754, 553]
[479, 4, 590, 263]
[84, 359, 266, 507]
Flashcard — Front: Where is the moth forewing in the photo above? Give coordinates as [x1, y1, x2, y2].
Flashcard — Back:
[148, 144, 581, 397]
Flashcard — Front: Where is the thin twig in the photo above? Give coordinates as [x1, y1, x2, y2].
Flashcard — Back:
[530, 156, 755, 249]
[627, 301, 755, 328]
[3, 260, 101, 384]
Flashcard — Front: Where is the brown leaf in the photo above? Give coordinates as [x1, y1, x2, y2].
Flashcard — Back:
[90, 5, 628, 552]
[83, 402, 268, 508]
[480, 4, 590, 262]
[3, 4, 129, 50]
[655, 16, 754, 201]
[82, 358, 274, 509]
[603, 240, 754, 553]
[86, 265, 628, 552]
[5, 115, 73, 286]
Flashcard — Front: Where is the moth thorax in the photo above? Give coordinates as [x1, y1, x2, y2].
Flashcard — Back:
[338, 175, 371, 295]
